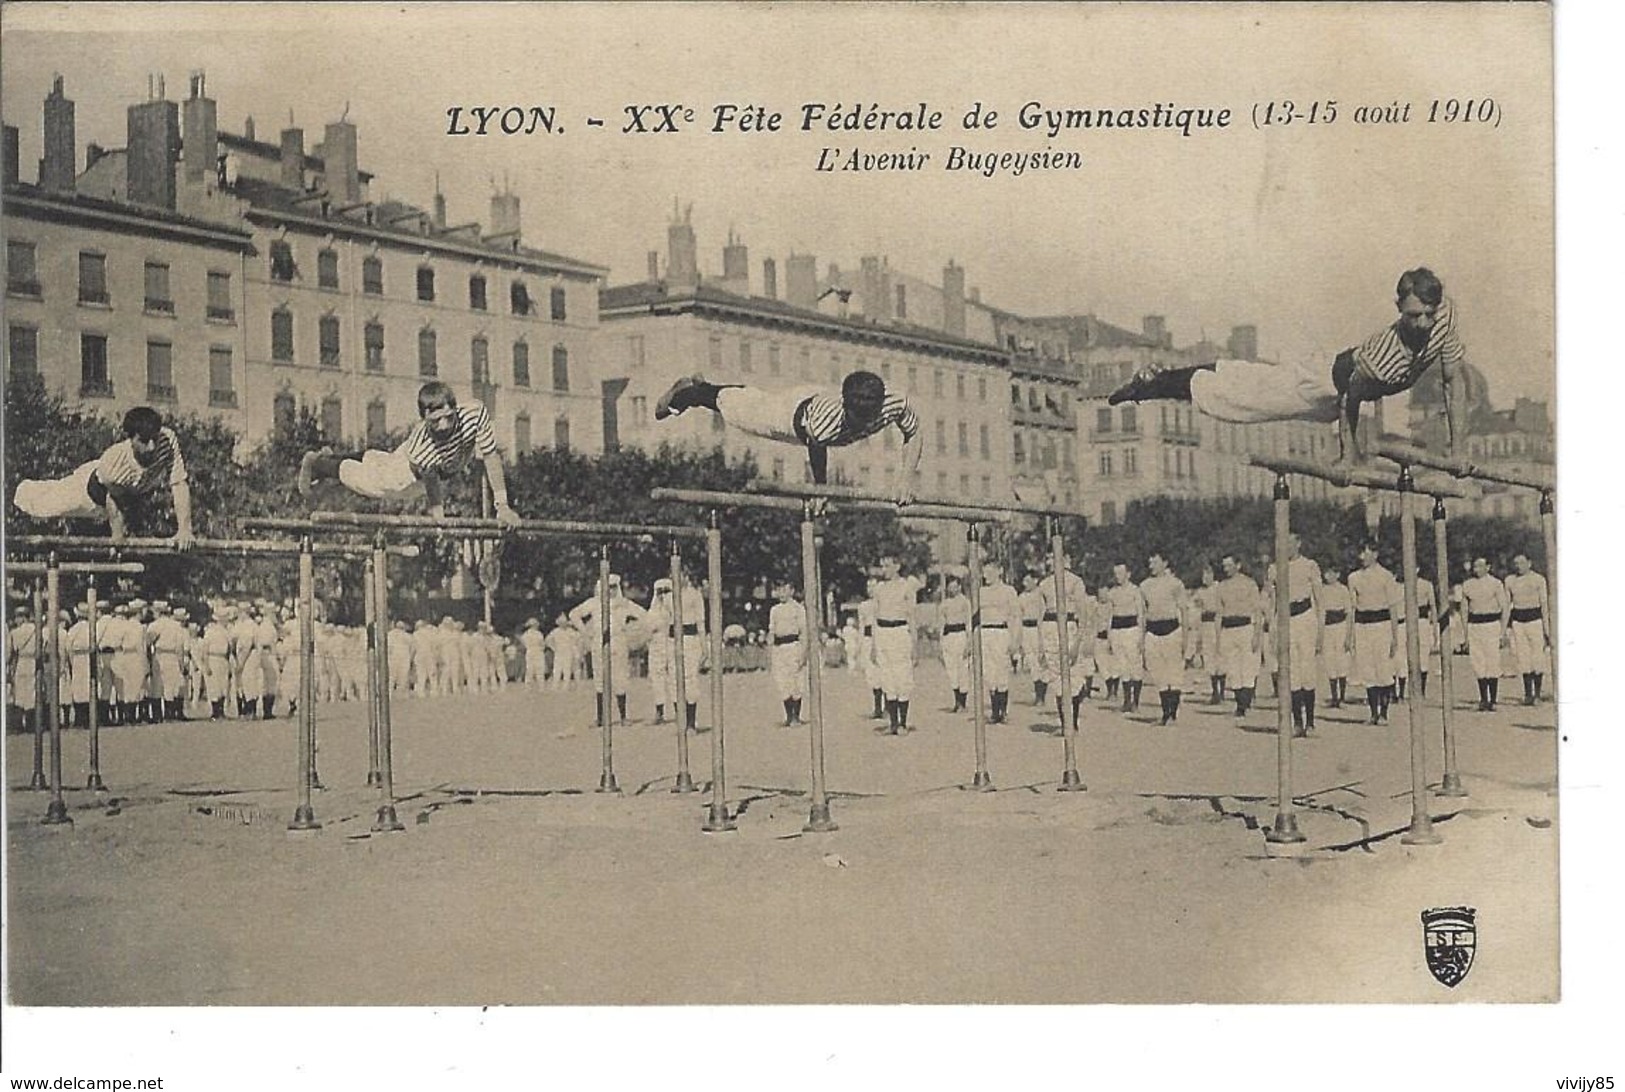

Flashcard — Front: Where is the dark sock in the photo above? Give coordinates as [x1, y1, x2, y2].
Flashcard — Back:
[1159, 690, 1173, 724]
[1170, 691, 1181, 721]
[1035, 680, 1049, 705]
[898, 700, 909, 728]
[687, 702, 698, 729]
[886, 699, 899, 729]
[595, 693, 605, 724]
[1368, 689, 1381, 719]
[73, 702, 89, 729]
[1303, 690, 1316, 728]
[1071, 693, 1083, 725]
[1290, 691, 1304, 729]
[872, 689, 884, 717]
[1396, 675, 1407, 701]
[211, 699, 224, 720]
[1238, 687, 1254, 715]
[655, 703, 666, 723]
[616, 693, 628, 721]
[1488, 678, 1498, 706]
[783, 699, 794, 725]
[1533, 673, 1544, 700]
[263, 698, 276, 719]
[1106, 678, 1119, 699]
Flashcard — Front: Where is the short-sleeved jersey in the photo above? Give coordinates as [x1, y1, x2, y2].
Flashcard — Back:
[978, 581, 1020, 626]
[1504, 571, 1548, 610]
[1349, 564, 1400, 612]
[1352, 296, 1467, 395]
[96, 427, 187, 496]
[1460, 575, 1508, 616]
[794, 388, 919, 447]
[395, 403, 499, 477]
[872, 575, 922, 622]
[769, 601, 804, 639]
[1140, 573, 1188, 621]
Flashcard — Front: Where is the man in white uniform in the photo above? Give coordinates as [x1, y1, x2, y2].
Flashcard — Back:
[1215, 555, 1262, 720]
[767, 580, 806, 726]
[937, 574, 972, 713]
[1103, 564, 1145, 713]
[1460, 557, 1510, 712]
[1503, 553, 1551, 705]
[870, 555, 922, 735]
[978, 565, 1021, 724]
[1348, 543, 1401, 725]
[1139, 555, 1190, 726]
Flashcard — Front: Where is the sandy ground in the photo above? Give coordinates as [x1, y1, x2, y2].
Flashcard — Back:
[5, 658, 1558, 1005]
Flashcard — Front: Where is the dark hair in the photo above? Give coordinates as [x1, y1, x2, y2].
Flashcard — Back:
[841, 370, 887, 419]
[1395, 268, 1444, 307]
[121, 406, 163, 440]
[417, 381, 457, 417]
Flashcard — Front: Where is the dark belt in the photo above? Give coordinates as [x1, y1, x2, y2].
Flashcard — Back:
[666, 624, 701, 637]
[1145, 618, 1180, 637]
[1418, 605, 1431, 619]
[1200, 611, 1217, 622]
[1110, 615, 1138, 630]
[1355, 609, 1391, 623]
[1220, 615, 1252, 629]
[1289, 598, 1312, 617]
[942, 623, 966, 634]
[1022, 620, 1039, 628]
[1468, 612, 1502, 625]
[862, 627, 873, 636]
[1324, 609, 1348, 624]
[982, 622, 1007, 629]
[772, 634, 800, 646]
[1510, 606, 1543, 624]
[1040, 612, 1077, 623]
[876, 618, 907, 628]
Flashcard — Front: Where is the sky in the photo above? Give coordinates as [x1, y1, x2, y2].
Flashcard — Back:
[1, 3, 1554, 408]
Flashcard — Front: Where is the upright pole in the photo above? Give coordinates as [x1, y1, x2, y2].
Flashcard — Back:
[1540, 490, 1558, 702]
[42, 555, 71, 825]
[1266, 474, 1304, 844]
[84, 578, 106, 792]
[966, 523, 993, 791]
[1433, 498, 1466, 797]
[670, 539, 696, 793]
[28, 580, 47, 790]
[1050, 518, 1084, 792]
[479, 479, 496, 628]
[596, 545, 619, 793]
[701, 512, 735, 832]
[363, 555, 382, 787]
[1398, 469, 1442, 845]
[801, 501, 836, 831]
[372, 534, 404, 832]
[289, 535, 321, 832]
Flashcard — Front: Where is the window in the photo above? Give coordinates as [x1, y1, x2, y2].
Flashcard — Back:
[416, 266, 435, 302]
[1123, 447, 1137, 476]
[471, 336, 491, 387]
[7, 241, 39, 296]
[514, 412, 531, 454]
[909, 365, 920, 392]
[1099, 451, 1114, 477]
[1175, 449, 1186, 479]
[551, 345, 569, 391]
[208, 346, 236, 407]
[1013, 433, 1025, 464]
[319, 315, 341, 368]
[1100, 500, 1116, 525]
[934, 419, 947, 455]
[980, 475, 991, 496]
[367, 400, 388, 445]
[1062, 436, 1074, 469]
[320, 396, 344, 442]
[1011, 383, 1022, 407]
[9, 325, 39, 376]
[959, 473, 971, 495]
[553, 415, 571, 451]
[207, 270, 233, 320]
[271, 309, 294, 362]
[739, 339, 752, 372]
[362, 256, 383, 295]
[510, 281, 531, 316]
[932, 368, 943, 397]
[1096, 407, 1113, 432]
[957, 421, 970, 457]
[78, 252, 109, 304]
[979, 424, 991, 459]
[629, 335, 646, 369]
[1028, 384, 1042, 411]
[365, 321, 385, 372]
[418, 328, 438, 376]
[80, 333, 111, 396]
[317, 248, 339, 290]
[145, 340, 175, 401]
[142, 262, 173, 313]
[269, 241, 295, 282]
[896, 284, 907, 318]
[512, 340, 531, 387]
[550, 286, 567, 321]
[708, 337, 723, 369]
[469, 274, 488, 311]
[937, 471, 949, 493]
[273, 391, 297, 434]
[956, 374, 966, 400]
[768, 344, 780, 376]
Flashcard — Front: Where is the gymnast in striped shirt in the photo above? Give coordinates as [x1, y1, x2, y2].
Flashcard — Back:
[13, 405, 195, 546]
[1106, 267, 1471, 461]
[298, 381, 521, 525]
[654, 370, 923, 498]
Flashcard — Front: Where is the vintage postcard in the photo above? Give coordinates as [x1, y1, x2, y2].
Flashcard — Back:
[0, 1, 1602, 1087]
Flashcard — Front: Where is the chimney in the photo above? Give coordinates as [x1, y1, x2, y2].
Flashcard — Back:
[433, 189, 447, 229]
[763, 257, 778, 300]
[85, 142, 106, 169]
[3, 124, 18, 186]
[968, 286, 981, 305]
[942, 260, 966, 337]
[722, 228, 749, 289]
[126, 85, 180, 209]
[182, 71, 218, 183]
[279, 125, 304, 190]
[1143, 315, 1167, 347]
[1226, 323, 1258, 361]
[667, 200, 698, 288]
[491, 190, 521, 240]
[647, 250, 660, 281]
[323, 118, 360, 204]
[859, 256, 884, 320]
[244, 115, 256, 142]
[41, 75, 76, 192]
[785, 252, 818, 309]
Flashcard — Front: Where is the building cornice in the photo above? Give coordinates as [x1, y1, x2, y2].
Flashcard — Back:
[3, 185, 256, 253]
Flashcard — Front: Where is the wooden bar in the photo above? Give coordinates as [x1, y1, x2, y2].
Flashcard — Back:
[8, 535, 416, 559]
[1051, 518, 1084, 792]
[1370, 440, 1554, 492]
[288, 537, 321, 834]
[669, 537, 696, 794]
[654, 486, 1013, 523]
[746, 478, 1076, 518]
[800, 506, 836, 832]
[41, 557, 71, 825]
[965, 524, 993, 791]
[1397, 470, 1442, 845]
[1244, 454, 1473, 498]
[307, 510, 706, 540]
[700, 512, 735, 833]
[1433, 497, 1466, 798]
[83, 579, 106, 793]
[5, 561, 147, 575]
[1265, 474, 1304, 845]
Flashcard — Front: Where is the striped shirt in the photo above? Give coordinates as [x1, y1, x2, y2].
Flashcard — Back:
[1352, 296, 1467, 394]
[395, 403, 499, 477]
[96, 427, 187, 495]
[795, 389, 919, 447]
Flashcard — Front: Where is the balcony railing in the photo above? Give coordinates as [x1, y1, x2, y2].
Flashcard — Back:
[80, 378, 115, 398]
[144, 297, 175, 314]
[207, 305, 236, 321]
[209, 389, 239, 409]
[320, 351, 342, 369]
[78, 289, 110, 305]
[7, 277, 41, 297]
[146, 383, 178, 402]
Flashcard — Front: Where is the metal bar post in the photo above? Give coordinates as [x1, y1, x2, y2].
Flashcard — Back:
[670, 538, 696, 793]
[372, 535, 404, 831]
[801, 501, 836, 831]
[701, 512, 735, 832]
[363, 555, 382, 787]
[1398, 469, 1441, 845]
[28, 580, 47, 790]
[966, 523, 992, 791]
[1433, 498, 1466, 797]
[289, 535, 321, 832]
[1051, 518, 1084, 791]
[596, 545, 619, 793]
[42, 555, 71, 825]
[84, 577, 106, 792]
[1266, 474, 1304, 843]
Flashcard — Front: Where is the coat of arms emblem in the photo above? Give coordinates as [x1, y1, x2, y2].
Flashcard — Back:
[1422, 906, 1477, 988]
